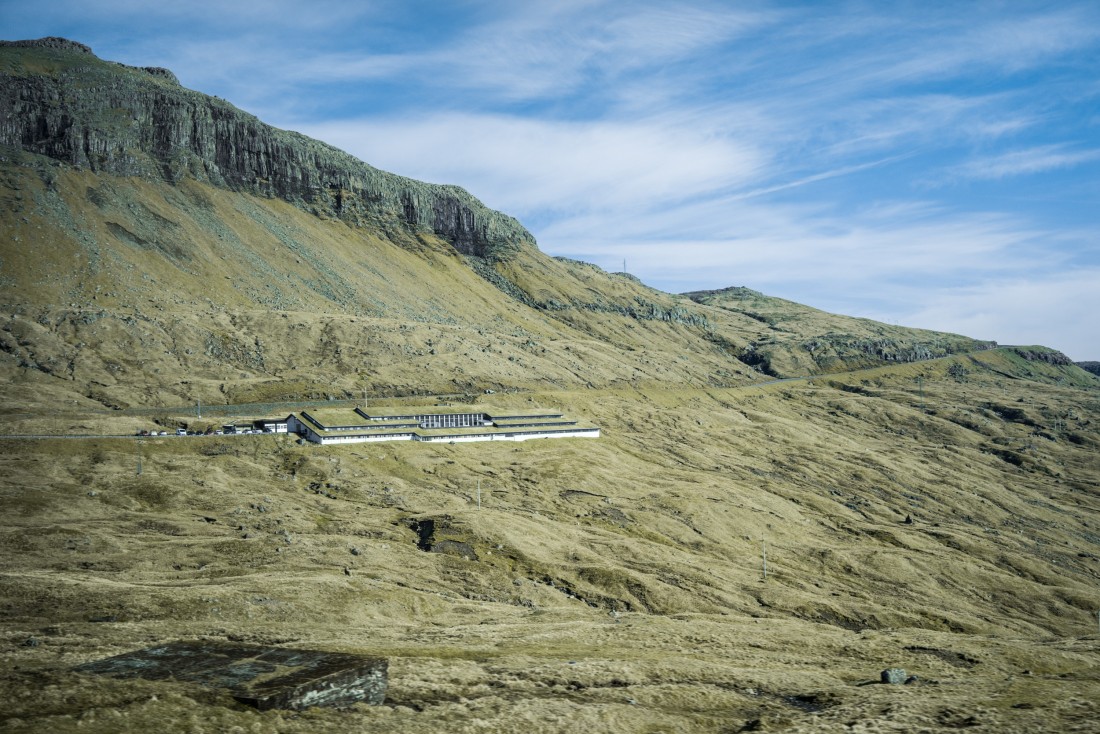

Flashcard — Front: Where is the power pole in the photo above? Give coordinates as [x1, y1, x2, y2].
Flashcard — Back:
[136, 439, 142, 476]
[477, 478, 482, 510]
[762, 537, 767, 580]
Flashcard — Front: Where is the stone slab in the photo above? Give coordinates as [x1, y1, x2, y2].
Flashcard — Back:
[74, 641, 387, 710]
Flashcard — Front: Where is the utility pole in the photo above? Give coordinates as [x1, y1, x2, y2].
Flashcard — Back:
[477, 478, 482, 510]
[917, 376, 924, 412]
[136, 439, 142, 476]
[762, 537, 767, 580]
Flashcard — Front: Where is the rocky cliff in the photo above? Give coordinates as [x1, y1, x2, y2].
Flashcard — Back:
[1077, 361, 1100, 377]
[0, 37, 532, 259]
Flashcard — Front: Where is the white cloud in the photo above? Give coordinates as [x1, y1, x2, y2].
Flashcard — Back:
[949, 145, 1100, 181]
[249, 1, 776, 107]
[295, 112, 767, 215]
[803, 6, 1100, 90]
[900, 270, 1100, 359]
[532, 187, 1096, 357]
[542, 200, 1050, 287]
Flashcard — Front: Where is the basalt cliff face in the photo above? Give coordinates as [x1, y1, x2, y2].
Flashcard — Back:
[0, 37, 530, 259]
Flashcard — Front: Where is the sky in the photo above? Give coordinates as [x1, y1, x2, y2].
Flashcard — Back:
[3, 1, 1099, 359]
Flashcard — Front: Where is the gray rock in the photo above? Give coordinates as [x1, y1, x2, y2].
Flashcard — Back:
[1077, 361, 1100, 377]
[431, 539, 478, 560]
[74, 641, 387, 709]
[881, 668, 907, 684]
[0, 37, 94, 55]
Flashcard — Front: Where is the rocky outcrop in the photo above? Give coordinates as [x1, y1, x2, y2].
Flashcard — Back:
[1076, 361, 1100, 377]
[801, 336, 993, 364]
[0, 38, 532, 259]
[1012, 347, 1071, 366]
[0, 37, 94, 54]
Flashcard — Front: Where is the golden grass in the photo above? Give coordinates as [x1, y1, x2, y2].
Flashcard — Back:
[1, 350, 1098, 730]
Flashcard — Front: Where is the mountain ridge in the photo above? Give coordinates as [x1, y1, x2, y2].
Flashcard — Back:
[0, 37, 532, 260]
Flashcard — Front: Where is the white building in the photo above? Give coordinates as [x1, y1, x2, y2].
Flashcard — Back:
[289, 408, 599, 446]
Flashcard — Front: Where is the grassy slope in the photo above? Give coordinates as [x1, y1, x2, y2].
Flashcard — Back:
[2, 161, 782, 412]
[0, 148, 1000, 415]
[2, 347, 1098, 731]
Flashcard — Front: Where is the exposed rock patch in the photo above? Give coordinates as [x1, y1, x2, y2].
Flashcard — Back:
[1077, 361, 1100, 376]
[1012, 347, 1072, 366]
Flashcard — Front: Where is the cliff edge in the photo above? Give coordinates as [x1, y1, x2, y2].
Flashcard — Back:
[0, 37, 532, 259]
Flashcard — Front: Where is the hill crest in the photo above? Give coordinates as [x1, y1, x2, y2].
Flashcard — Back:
[0, 37, 531, 260]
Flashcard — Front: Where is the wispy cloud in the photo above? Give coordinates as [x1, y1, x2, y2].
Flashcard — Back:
[541, 198, 1055, 287]
[948, 145, 1100, 181]
[726, 154, 916, 201]
[298, 112, 767, 215]
[901, 269, 1100, 359]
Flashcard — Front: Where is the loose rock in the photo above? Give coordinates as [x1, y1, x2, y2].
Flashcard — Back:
[881, 668, 907, 684]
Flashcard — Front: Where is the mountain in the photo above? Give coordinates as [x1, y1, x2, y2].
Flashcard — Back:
[2, 38, 1099, 733]
[0, 36, 1007, 412]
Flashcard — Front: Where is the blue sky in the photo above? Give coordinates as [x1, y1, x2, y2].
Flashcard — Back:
[4, 1, 1099, 358]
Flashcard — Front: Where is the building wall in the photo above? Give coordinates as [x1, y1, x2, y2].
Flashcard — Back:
[305, 428, 600, 445]
[418, 413, 486, 429]
[416, 429, 600, 443]
[318, 433, 416, 444]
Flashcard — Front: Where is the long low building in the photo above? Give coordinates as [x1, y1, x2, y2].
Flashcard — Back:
[288, 407, 600, 445]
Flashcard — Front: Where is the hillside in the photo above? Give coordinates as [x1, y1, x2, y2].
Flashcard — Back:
[2, 38, 1099, 733]
[0, 37, 1001, 413]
